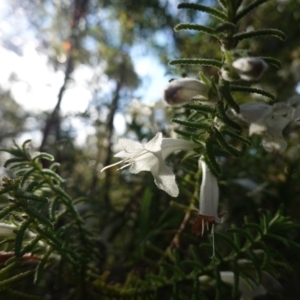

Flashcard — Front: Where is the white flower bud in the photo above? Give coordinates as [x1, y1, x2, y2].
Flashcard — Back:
[232, 57, 268, 81]
[163, 78, 209, 106]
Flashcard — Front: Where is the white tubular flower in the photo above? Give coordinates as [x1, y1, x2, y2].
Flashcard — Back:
[230, 102, 291, 153]
[193, 158, 224, 257]
[163, 78, 209, 106]
[232, 57, 268, 81]
[101, 133, 196, 197]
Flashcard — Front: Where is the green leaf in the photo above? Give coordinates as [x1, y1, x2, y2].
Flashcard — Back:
[258, 56, 281, 69]
[0, 288, 41, 300]
[37, 225, 62, 247]
[217, 0, 226, 10]
[214, 232, 240, 254]
[235, 0, 270, 22]
[233, 29, 287, 42]
[145, 274, 166, 286]
[219, 81, 240, 113]
[227, 228, 255, 244]
[259, 210, 269, 233]
[204, 141, 221, 177]
[230, 85, 275, 100]
[49, 162, 60, 171]
[20, 235, 41, 256]
[25, 206, 53, 228]
[184, 103, 215, 114]
[222, 129, 251, 146]
[190, 245, 202, 264]
[15, 219, 32, 258]
[34, 247, 52, 284]
[161, 262, 185, 278]
[233, 0, 243, 11]
[288, 240, 300, 253]
[20, 168, 36, 187]
[0, 270, 35, 289]
[214, 267, 222, 300]
[33, 152, 54, 162]
[25, 181, 40, 193]
[169, 58, 222, 68]
[0, 204, 20, 219]
[257, 242, 271, 269]
[0, 148, 27, 158]
[174, 129, 194, 139]
[199, 71, 210, 86]
[231, 224, 240, 248]
[265, 233, 290, 246]
[247, 250, 262, 283]
[52, 186, 72, 202]
[171, 118, 210, 130]
[4, 158, 28, 168]
[178, 3, 228, 22]
[21, 139, 32, 150]
[174, 23, 216, 35]
[42, 169, 65, 184]
[243, 223, 264, 236]
[214, 22, 236, 34]
[15, 190, 48, 203]
[215, 101, 241, 131]
[0, 185, 15, 196]
[180, 260, 203, 271]
[211, 126, 242, 157]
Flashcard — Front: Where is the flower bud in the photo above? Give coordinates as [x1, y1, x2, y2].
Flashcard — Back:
[163, 78, 209, 106]
[232, 57, 268, 81]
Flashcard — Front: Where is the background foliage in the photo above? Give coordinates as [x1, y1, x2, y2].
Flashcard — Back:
[0, 0, 300, 299]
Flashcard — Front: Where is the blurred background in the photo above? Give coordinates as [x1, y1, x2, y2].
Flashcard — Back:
[0, 0, 300, 298]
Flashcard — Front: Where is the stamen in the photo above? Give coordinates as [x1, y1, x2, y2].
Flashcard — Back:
[101, 160, 123, 172]
[201, 219, 205, 236]
[117, 162, 132, 170]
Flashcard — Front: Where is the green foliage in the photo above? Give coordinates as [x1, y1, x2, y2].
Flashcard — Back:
[0, 140, 102, 298]
[0, 0, 300, 299]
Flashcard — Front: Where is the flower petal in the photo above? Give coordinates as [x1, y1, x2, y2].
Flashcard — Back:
[144, 132, 162, 153]
[239, 103, 272, 124]
[161, 138, 196, 159]
[199, 159, 222, 223]
[116, 138, 143, 154]
[152, 162, 179, 197]
[129, 152, 157, 173]
[249, 121, 267, 136]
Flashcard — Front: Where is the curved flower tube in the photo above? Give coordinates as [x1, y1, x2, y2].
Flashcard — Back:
[193, 158, 224, 257]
